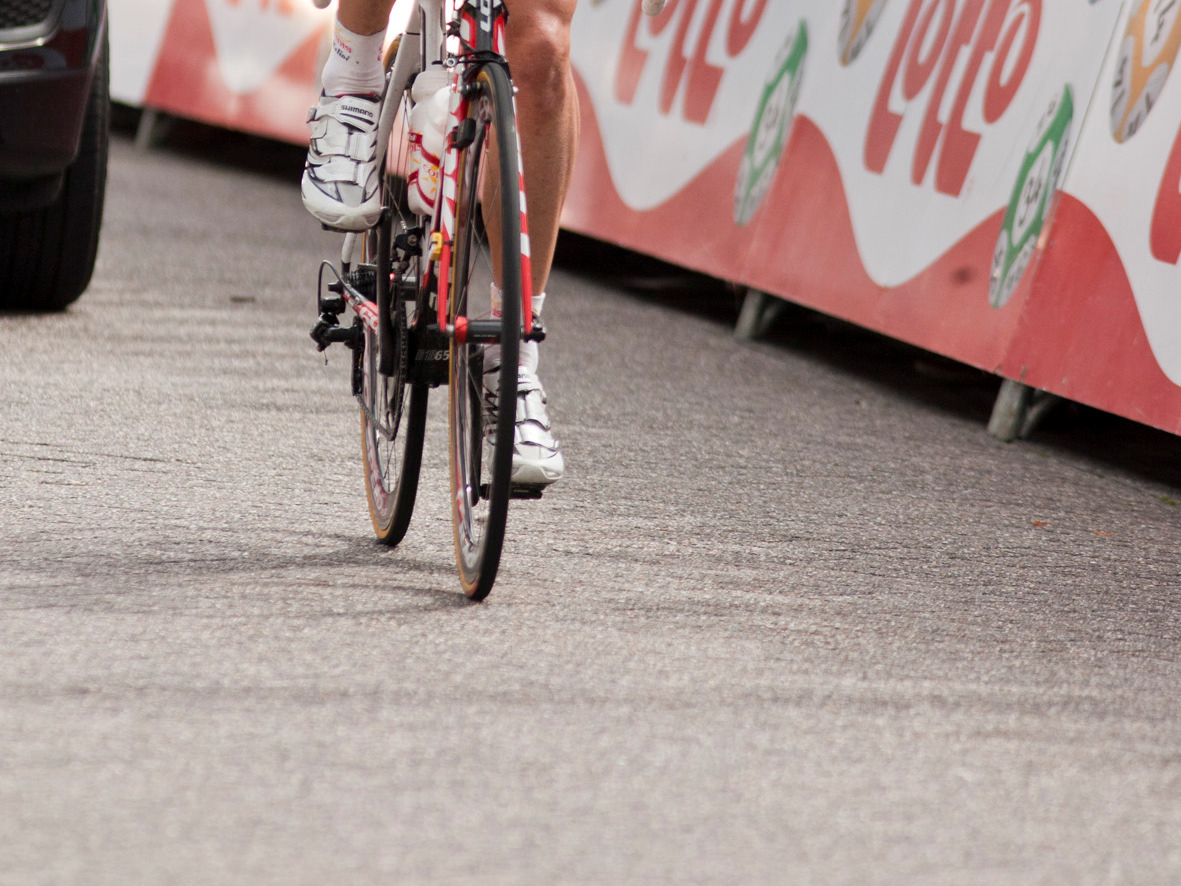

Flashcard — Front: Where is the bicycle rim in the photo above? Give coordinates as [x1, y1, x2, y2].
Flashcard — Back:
[448, 62, 522, 600]
[360, 328, 427, 546]
[360, 77, 429, 547]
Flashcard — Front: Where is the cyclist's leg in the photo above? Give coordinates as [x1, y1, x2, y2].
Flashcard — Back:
[498, 0, 579, 299]
[483, 0, 578, 486]
[302, 0, 397, 230]
[335, 0, 396, 38]
[325, 0, 394, 94]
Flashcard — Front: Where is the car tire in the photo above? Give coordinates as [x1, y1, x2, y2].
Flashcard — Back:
[0, 28, 110, 312]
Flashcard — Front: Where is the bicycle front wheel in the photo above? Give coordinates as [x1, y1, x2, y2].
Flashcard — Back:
[447, 62, 523, 600]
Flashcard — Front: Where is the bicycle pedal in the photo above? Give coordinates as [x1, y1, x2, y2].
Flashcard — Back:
[509, 484, 545, 500]
[310, 315, 363, 352]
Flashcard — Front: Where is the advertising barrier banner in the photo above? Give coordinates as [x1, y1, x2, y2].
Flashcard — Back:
[109, 0, 1181, 436]
[110, 0, 334, 142]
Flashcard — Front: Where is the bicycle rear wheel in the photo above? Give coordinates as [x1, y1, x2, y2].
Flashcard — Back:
[447, 62, 523, 600]
[359, 284, 427, 546]
[360, 87, 429, 547]
[360, 341, 427, 546]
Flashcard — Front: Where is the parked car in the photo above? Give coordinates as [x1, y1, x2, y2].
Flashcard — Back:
[0, 0, 109, 311]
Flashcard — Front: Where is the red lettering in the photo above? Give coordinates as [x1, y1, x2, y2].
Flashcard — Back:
[1151, 120, 1181, 264]
[659, 0, 701, 114]
[616, 0, 681, 105]
[984, 1, 1039, 122]
[650, 0, 679, 35]
[903, 0, 953, 101]
[726, 0, 767, 56]
[684, 0, 729, 122]
[661, 0, 726, 123]
[915, 1, 987, 192]
[616, 0, 765, 123]
[616, 1, 650, 105]
[866, 0, 926, 175]
[865, 0, 1040, 196]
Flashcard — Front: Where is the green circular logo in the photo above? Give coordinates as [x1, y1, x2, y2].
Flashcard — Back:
[989, 85, 1074, 309]
[733, 22, 808, 227]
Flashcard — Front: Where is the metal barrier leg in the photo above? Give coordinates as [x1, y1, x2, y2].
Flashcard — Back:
[734, 288, 785, 341]
[988, 378, 1061, 442]
[134, 108, 172, 151]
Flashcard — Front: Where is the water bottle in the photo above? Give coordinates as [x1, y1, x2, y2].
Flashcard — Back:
[407, 69, 450, 216]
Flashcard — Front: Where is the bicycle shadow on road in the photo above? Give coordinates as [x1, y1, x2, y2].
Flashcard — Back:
[290, 535, 484, 611]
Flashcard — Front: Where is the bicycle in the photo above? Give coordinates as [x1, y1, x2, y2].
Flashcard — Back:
[309, 0, 543, 600]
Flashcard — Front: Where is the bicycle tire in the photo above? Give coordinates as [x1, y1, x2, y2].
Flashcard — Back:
[359, 83, 429, 547]
[447, 61, 523, 600]
[359, 309, 427, 545]
[360, 347, 427, 546]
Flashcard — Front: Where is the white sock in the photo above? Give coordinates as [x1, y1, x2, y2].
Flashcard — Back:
[487, 285, 545, 376]
[321, 20, 386, 96]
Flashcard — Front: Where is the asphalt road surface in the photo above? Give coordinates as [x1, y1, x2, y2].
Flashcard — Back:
[2, 119, 1180, 885]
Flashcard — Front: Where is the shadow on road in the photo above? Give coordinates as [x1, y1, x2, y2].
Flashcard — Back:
[554, 230, 1181, 494]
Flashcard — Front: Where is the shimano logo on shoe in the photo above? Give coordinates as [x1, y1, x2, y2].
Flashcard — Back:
[340, 102, 376, 125]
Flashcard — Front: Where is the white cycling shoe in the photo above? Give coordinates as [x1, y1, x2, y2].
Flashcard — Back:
[510, 367, 565, 486]
[301, 92, 382, 231]
[485, 364, 565, 488]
